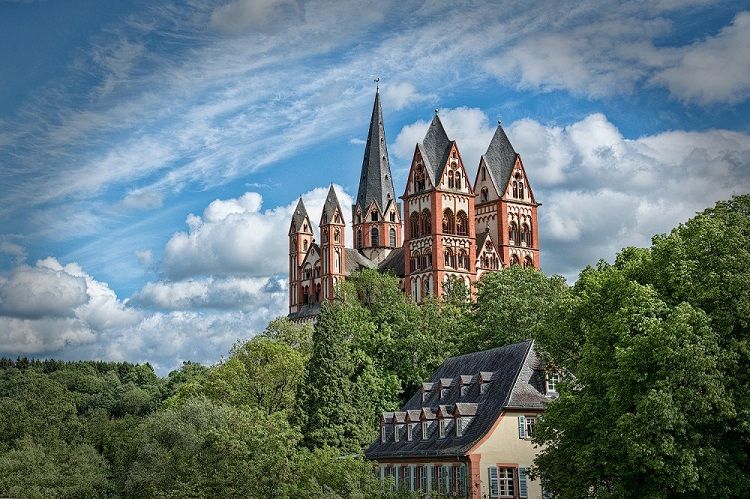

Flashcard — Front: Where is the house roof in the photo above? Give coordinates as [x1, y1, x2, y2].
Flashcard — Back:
[482, 123, 518, 195]
[355, 91, 397, 215]
[365, 340, 548, 459]
[377, 246, 405, 277]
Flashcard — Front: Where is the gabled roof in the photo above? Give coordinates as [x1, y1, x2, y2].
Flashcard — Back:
[420, 114, 454, 185]
[355, 91, 397, 214]
[366, 340, 548, 459]
[377, 246, 405, 277]
[344, 248, 377, 274]
[321, 185, 343, 224]
[290, 198, 311, 233]
[482, 123, 519, 195]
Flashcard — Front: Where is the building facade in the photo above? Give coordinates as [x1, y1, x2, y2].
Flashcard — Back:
[288, 92, 540, 319]
[365, 340, 556, 499]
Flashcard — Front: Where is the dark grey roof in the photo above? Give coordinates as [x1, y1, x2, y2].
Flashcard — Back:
[377, 247, 405, 277]
[366, 340, 546, 459]
[420, 114, 454, 185]
[355, 91, 397, 214]
[476, 227, 492, 250]
[290, 198, 311, 233]
[321, 185, 343, 224]
[344, 248, 376, 274]
[287, 303, 321, 321]
[482, 124, 518, 194]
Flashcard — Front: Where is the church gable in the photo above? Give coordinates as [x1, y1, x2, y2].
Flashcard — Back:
[474, 156, 501, 204]
[404, 147, 435, 197]
[435, 143, 474, 195]
[500, 157, 536, 205]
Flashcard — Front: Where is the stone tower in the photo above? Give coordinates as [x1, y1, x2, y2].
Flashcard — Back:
[319, 185, 347, 302]
[288, 198, 313, 314]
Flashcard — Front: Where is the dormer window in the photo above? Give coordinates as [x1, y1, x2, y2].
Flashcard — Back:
[461, 385, 469, 397]
[407, 423, 413, 441]
[440, 387, 448, 399]
[422, 421, 429, 439]
[394, 424, 401, 442]
[381, 425, 387, 443]
[546, 372, 560, 394]
[439, 418, 448, 438]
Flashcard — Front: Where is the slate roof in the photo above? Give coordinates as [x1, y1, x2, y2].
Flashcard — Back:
[419, 114, 454, 185]
[482, 123, 518, 194]
[287, 303, 321, 321]
[355, 91, 397, 214]
[290, 198, 311, 233]
[345, 248, 377, 274]
[321, 185, 343, 224]
[365, 340, 547, 459]
[377, 246, 405, 277]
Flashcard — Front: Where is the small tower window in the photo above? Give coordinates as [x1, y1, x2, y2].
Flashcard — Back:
[371, 211, 379, 222]
[371, 227, 380, 246]
[334, 228, 340, 243]
[303, 240, 308, 251]
[524, 255, 533, 268]
[421, 209, 432, 234]
[390, 212, 396, 222]
[442, 209, 455, 234]
[448, 170, 455, 189]
[481, 187, 489, 202]
[389, 227, 397, 247]
[356, 228, 362, 248]
[511, 254, 520, 266]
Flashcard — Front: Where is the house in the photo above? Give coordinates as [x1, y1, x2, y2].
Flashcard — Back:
[365, 340, 556, 498]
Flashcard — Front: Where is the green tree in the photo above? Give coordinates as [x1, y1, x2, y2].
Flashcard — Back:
[470, 265, 568, 351]
[533, 262, 733, 497]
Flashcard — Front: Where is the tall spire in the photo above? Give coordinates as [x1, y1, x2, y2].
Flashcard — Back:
[355, 91, 397, 214]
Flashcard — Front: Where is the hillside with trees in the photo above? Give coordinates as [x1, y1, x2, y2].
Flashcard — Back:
[0, 195, 747, 498]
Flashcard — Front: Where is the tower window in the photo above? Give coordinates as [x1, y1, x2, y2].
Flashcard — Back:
[390, 212, 396, 222]
[448, 170, 455, 189]
[389, 227, 397, 247]
[414, 165, 426, 192]
[442, 209, 455, 234]
[456, 211, 468, 236]
[334, 228, 340, 243]
[303, 240, 308, 251]
[371, 227, 380, 246]
[481, 187, 489, 202]
[357, 228, 362, 248]
[524, 256, 533, 268]
[421, 209, 432, 235]
[371, 211, 379, 222]
[410, 212, 420, 238]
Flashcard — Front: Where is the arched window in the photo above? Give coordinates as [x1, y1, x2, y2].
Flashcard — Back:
[411, 251, 420, 271]
[414, 165, 426, 191]
[424, 278, 430, 297]
[315, 283, 321, 302]
[371, 227, 379, 247]
[389, 227, 397, 247]
[423, 249, 432, 269]
[371, 210, 379, 222]
[303, 285, 310, 304]
[390, 212, 396, 222]
[524, 256, 533, 268]
[481, 187, 489, 202]
[456, 211, 468, 236]
[410, 212, 420, 238]
[303, 240, 308, 251]
[509, 222, 519, 245]
[421, 209, 432, 234]
[455, 170, 462, 189]
[511, 254, 520, 266]
[334, 250, 341, 273]
[442, 209, 455, 234]
[448, 170, 454, 189]
[512, 181, 519, 198]
[314, 264, 321, 278]
[357, 228, 362, 248]
[521, 224, 531, 245]
[519, 182, 525, 199]
[458, 250, 469, 269]
[444, 248, 454, 267]
[334, 228, 340, 243]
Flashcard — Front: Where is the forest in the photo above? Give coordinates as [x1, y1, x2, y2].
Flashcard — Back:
[0, 195, 748, 498]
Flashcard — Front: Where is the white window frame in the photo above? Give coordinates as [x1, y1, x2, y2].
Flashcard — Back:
[422, 421, 429, 439]
[546, 372, 560, 394]
[498, 467, 515, 498]
[525, 416, 536, 438]
[439, 418, 447, 438]
[407, 423, 413, 441]
[381, 425, 387, 443]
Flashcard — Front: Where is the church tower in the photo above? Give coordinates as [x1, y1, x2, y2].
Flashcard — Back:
[288, 198, 313, 314]
[352, 90, 402, 264]
[402, 114, 477, 303]
[319, 185, 347, 302]
[473, 123, 540, 268]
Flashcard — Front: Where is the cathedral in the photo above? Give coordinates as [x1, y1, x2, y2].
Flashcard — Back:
[288, 91, 539, 320]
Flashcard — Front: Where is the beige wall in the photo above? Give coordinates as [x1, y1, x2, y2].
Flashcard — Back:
[472, 410, 542, 499]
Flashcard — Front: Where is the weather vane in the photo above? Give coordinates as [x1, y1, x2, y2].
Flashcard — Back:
[374, 77, 380, 91]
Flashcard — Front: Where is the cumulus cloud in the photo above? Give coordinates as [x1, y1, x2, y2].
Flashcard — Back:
[0, 257, 140, 354]
[395, 109, 750, 280]
[651, 11, 750, 103]
[382, 82, 434, 111]
[162, 186, 353, 280]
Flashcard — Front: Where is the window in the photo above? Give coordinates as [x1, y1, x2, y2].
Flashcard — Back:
[458, 250, 469, 269]
[442, 209, 455, 234]
[448, 170, 455, 189]
[519, 182, 525, 199]
[395, 424, 402, 442]
[519, 467, 529, 498]
[381, 425, 387, 443]
[455, 171, 462, 189]
[389, 227, 397, 247]
[303, 240, 308, 251]
[422, 421, 429, 439]
[460, 385, 469, 397]
[421, 209, 432, 234]
[390, 212, 396, 222]
[547, 372, 560, 393]
[410, 212, 420, 238]
[356, 228, 362, 248]
[444, 249, 454, 267]
[481, 186, 489, 202]
[414, 165, 426, 191]
[456, 211, 468, 236]
[509, 222, 519, 245]
[440, 465, 451, 494]
[524, 256, 533, 268]
[456, 417, 469, 437]
[407, 423, 413, 441]
[334, 251, 341, 273]
[525, 416, 536, 438]
[334, 228, 340, 243]
[440, 387, 448, 399]
[439, 418, 448, 438]
[512, 181, 519, 198]
[371, 211, 379, 222]
[416, 465, 425, 492]
[499, 467, 515, 497]
[371, 227, 379, 246]
[404, 466, 413, 491]
[511, 254, 520, 266]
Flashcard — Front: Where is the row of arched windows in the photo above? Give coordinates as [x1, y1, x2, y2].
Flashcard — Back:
[443, 209, 469, 236]
[508, 222, 533, 246]
[510, 254, 534, 267]
[409, 209, 432, 239]
[481, 255, 500, 270]
[356, 227, 398, 248]
[443, 248, 470, 270]
[410, 250, 433, 272]
[302, 283, 321, 305]
[447, 168, 463, 189]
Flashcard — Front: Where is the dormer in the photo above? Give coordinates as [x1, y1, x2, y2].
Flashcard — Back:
[479, 371, 494, 394]
[453, 402, 478, 437]
[380, 412, 394, 443]
[405, 409, 420, 441]
[421, 382, 434, 403]
[439, 378, 454, 400]
[393, 411, 406, 442]
[437, 405, 453, 438]
[459, 374, 474, 397]
[420, 407, 437, 440]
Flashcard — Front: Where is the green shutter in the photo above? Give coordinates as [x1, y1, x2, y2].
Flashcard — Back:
[519, 467, 528, 498]
[518, 415, 526, 438]
[489, 466, 499, 498]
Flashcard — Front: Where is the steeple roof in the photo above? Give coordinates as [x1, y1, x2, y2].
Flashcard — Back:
[321, 185, 343, 224]
[419, 114, 454, 184]
[290, 198, 311, 233]
[355, 91, 397, 214]
[482, 123, 518, 191]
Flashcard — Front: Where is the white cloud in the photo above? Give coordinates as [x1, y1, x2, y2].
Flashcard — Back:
[210, 0, 305, 34]
[0, 264, 88, 319]
[382, 82, 433, 111]
[162, 185, 353, 280]
[651, 11, 750, 103]
[135, 249, 153, 267]
[121, 189, 164, 210]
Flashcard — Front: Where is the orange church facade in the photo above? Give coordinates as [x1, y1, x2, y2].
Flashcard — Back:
[288, 92, 540, 320]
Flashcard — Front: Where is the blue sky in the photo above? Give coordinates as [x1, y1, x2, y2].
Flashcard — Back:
[1, 0, 749, 373]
